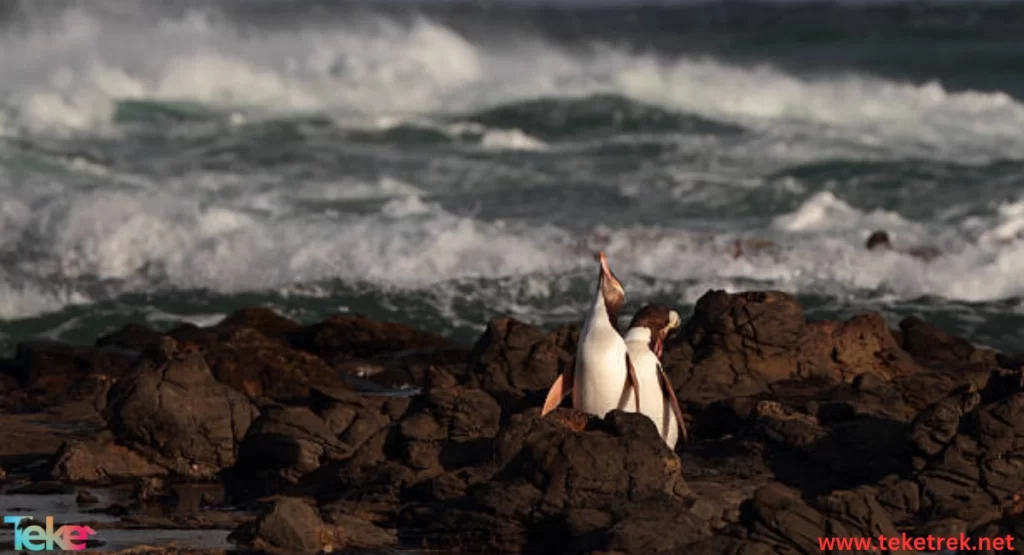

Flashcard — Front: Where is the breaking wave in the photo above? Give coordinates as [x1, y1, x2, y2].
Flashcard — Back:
[2, 0, 1024, 353]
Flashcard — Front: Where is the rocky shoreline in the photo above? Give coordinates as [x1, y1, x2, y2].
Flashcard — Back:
[1, 289, 1023, 554]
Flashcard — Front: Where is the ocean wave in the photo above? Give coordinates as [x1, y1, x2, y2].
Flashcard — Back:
[460, 94, 744, 141]
[3, 1, 1024, 353]
[3, 170, 1024, 323]
[0, 6, 1023, 162]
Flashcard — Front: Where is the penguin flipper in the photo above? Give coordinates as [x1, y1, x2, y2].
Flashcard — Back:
[657, 362, 688, 442]
[541, 368, 574, 417]
[625, 353, 641, 413]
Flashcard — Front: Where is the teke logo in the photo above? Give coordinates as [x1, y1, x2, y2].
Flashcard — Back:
[3, 515, 97, 552]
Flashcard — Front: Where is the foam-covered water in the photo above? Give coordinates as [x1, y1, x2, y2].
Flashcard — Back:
[2, 0, 1024, 354]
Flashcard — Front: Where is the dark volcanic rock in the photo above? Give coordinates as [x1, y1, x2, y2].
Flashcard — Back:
[198, 326, 340, 401]
[226, 385, 413, 501]
[823, 312, 922, 382]
[915, 390, 1024, 524]
[229, 383, 502, 504]
[909, 384, 982, 459]
[331, 346, 471, 391]
[396, 386, 502, 472]
[967, 494, 1024, 555]
[215, 307, 303, 339]
[51, 434, 168, 483]
[167, 314, 340, 401]
[6, 298, 1024, 555]
[209, 297, 1024, 553]
[103, 337, 260, 479]
[324, 511, 398, 549]
[687, 483, 911, 554]
[403, 409, 703, 553]
[10, 341, 135, 388]
[162, 308, 464, 399]
[899, 316, 999, 368]
[665, 291, 925, 406]
[229, 496, 334, 554]
[462, 317, 574, 417]
[3, 341, 133, 409]
[230, 494, 399, 553]
[744, 396, 916, 495]
[286, 312, 470, 391]
[548, 323, 580, 355]
[288, 313, 455, 360]
[665, 290, 832, 402]
[230, 405, 352, 499]
[309, 386, 412, 455]
[894, 363, 993, 413]
[307, 393, 415, 503]
[96, 323, 166, 353]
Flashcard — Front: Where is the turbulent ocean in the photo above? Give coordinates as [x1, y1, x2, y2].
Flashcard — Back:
[2, 0, 1024, 356]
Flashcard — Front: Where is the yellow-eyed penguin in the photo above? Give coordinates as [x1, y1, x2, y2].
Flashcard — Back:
[541, 251, 641, 418]
[624, 304, 688, 448]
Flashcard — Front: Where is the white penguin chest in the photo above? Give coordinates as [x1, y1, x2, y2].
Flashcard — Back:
[574, 315, 628, 417]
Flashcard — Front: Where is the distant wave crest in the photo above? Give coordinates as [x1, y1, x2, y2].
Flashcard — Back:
[0, 5, 1022, 162]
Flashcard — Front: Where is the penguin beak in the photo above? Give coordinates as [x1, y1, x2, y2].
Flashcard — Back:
[595, 251, 623, 295]
[667, 310, 681, 332]
[654, 310, 681, 358]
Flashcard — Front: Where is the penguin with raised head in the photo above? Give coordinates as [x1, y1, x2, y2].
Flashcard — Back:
[542, 251, 641, 418]
[624, 304, 688, 448]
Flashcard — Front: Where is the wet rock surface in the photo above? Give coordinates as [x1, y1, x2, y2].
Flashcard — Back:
[1, 292, 1023, 553]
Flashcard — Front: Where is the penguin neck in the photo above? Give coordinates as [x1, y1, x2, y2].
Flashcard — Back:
[588, 289, 620, 333]
[624, 327, 652, 345]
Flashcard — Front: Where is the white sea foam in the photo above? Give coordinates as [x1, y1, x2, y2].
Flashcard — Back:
[772, 191, 913, 233]
[1, 7, 1023, 161]
[2, 169, 1023, 323]
[367, 117, 547, 150]
[480, 129, 548, 151]
[0, 184, 575, 306]
[144, 307, 226, 328]
[292, 177, 426, 203]
[0, 199, 32, 247]
[976, 200, 1024, 246]
[0, 280, 93, 321]
[2, 4, 1024, 326]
